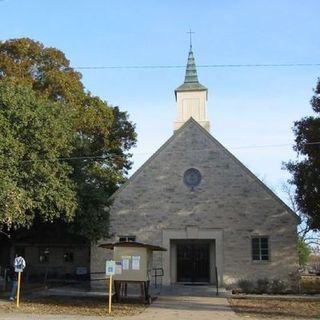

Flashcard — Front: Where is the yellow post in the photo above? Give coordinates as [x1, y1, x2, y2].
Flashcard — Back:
[16, 272, 21, 308]
[108, 275, 113, 314]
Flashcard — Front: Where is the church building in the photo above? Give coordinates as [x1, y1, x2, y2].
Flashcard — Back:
[91, 45, 299, 287]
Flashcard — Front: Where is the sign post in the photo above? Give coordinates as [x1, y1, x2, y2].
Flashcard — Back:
[16, 272, 21, 308]
[108, 275, 112, 314]
[105, 260, 115, 314]
[14, 256, 26, 308]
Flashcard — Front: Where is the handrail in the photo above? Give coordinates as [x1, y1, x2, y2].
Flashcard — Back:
[151, 267, 164, 288]
[215, 266, 219, 296]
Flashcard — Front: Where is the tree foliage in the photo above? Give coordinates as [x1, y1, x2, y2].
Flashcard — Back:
[297, 236, 311, 266]
[286, 78, 320, 231]
[0, 38, 136, 241]
[0, 38, 84, 104]
[0, 81, 77, 230]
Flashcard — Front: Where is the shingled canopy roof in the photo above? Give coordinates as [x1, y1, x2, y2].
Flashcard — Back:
[99, 241, 167, 251]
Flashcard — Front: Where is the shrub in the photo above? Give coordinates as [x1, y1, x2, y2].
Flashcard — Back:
[289, 270, 301, 293]
[300, 275, 320, 293]
[256, 278, 270, 294]
[270, 279, 287, 294]
[238, 279, 255, 294]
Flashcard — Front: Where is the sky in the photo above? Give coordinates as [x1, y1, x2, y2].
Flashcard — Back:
[1, 0, 319, 202]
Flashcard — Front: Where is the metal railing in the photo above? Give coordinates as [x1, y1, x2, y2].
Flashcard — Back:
[151, 267, 164, 288]
[215, 266, 219, 296]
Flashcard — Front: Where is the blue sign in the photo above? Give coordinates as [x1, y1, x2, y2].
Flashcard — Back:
[105, 260, 115, 275]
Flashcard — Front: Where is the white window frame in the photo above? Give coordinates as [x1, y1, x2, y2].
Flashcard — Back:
[118, 235, 136, 242]
[252, 237, 269, 261]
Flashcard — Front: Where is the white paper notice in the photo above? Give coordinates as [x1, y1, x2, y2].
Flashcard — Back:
[132, 256, 140, 270]
[115, 261, 122, 274]
[122, 259, 130, 270]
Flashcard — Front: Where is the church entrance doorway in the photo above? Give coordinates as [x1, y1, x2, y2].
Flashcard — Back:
[176, 240, 210, 283]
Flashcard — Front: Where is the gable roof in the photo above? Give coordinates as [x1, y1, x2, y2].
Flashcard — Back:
[99, 241, 167, 251]
[111, 118, 300, 223]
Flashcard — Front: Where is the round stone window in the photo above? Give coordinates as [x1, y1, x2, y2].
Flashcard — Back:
[183, 168, 202, 188]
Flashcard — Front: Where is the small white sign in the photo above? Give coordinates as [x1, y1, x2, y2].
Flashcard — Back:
[132, 256, 140, 270]
[106, 260, 116, 275]
[14, 256, 26, 273]
[122, 258, 130, 270]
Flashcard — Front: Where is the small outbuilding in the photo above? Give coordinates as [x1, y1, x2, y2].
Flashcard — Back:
[99, 241, 166, 303]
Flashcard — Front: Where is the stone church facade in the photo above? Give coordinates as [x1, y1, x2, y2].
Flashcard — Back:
[91, 45, 299, 287]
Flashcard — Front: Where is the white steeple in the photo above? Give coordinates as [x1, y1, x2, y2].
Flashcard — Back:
[174, 45, 209, 132]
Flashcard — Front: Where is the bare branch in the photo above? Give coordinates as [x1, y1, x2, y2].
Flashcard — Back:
[0, 230, 10, 238]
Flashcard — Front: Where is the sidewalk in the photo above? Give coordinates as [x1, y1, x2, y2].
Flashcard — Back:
[0, 285, 244, 320]
[127, 295, 242, 320]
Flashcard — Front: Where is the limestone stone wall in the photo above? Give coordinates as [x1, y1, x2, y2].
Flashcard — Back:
[91, 119, 299, 288]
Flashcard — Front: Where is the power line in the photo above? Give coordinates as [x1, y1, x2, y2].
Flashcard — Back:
[21, 155, 109, 163]
[231, 142, 319, 150]
[69, 63, 320, 70]
[133, 141, 320, 155]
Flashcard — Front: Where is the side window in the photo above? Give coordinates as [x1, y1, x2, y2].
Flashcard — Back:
[252, 237, 269, 261]
[119, 235, 136, 242]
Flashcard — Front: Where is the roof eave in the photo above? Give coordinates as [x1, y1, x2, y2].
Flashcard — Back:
[99, 241, 167, 251]
[174, 86, 208, 101]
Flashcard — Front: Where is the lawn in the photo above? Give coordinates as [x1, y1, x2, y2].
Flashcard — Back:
[0, 295, 145, 317]
[229, 296, 320, 319]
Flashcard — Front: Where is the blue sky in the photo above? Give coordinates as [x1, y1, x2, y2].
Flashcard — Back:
[1, 0, 320, 200]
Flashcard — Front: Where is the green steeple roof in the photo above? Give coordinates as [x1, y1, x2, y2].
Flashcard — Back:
[175, 45, 207, 94]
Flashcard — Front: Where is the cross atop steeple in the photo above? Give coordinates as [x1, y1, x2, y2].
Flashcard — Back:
[187, 29, 194, 48]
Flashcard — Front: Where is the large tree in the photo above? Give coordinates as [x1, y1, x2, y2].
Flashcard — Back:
[0, 38, 136, 241]
[0, 81, 77, 231]
[286, 78, 320, 231]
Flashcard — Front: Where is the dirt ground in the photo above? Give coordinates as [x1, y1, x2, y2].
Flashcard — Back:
[229, 296, 320, 319]
[2, 293, 320, 319]
[0, 296, 145, 317]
